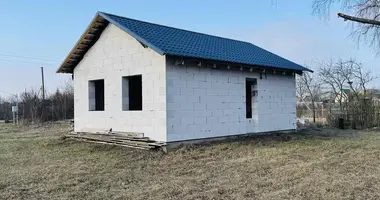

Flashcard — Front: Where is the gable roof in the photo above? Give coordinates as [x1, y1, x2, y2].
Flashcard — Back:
[342, 89, 351, 96]
[57, 12, 312, 73]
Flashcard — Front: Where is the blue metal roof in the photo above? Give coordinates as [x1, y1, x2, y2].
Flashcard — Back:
[99, 12, 311, 72]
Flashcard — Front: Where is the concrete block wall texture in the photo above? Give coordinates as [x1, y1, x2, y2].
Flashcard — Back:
[72, 24, 296, 143]
[73, 24, 167, 142]
[166, 59, 296, 142]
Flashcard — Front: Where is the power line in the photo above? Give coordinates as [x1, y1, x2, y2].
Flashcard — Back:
[0, 53, 59, 62]
[0, 90, 16, 97]
[0, 58, 56, 66]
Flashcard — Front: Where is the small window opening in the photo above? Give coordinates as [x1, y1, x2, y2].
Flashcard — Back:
[122, 75, 142, 111]
[89, 79, 105, 111]
[246, 78, 257, 118]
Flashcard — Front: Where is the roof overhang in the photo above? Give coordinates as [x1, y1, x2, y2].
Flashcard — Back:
[166, 55, 308, 75]
[57, 12, 313, 74]
[56, 13, 109, 73]
[57, 12, 166, 74]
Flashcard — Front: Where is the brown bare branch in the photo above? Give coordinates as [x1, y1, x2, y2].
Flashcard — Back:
[313, 0, 380, 53]
[337, 12, 380, 26]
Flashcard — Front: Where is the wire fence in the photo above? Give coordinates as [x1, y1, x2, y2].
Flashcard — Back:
[297, 100, 380, 129]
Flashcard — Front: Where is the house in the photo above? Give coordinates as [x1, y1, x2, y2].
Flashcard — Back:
[57, 12, 312, 144]
[334, 89, 350, 103]
[375, 91, 380, 100]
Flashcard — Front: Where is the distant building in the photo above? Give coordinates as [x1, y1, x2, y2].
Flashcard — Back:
[372, 91, 380, 99]
[334, 89, 350, 103]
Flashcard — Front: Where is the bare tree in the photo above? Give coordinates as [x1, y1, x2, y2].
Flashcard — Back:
[318, 58, 376, 111]
[297, 71, 322, 123]
[340, 59, 377, 99]
[50, 82, 74, 121]
[20, 89, 42, 123]
[336, 59, 361, 101]
[318, 59, 348, 113]
[0, 96, 12, 120]
[296, 75, 307, 102]
[313, 0, 380, 51]
[349, 59, 377, 95]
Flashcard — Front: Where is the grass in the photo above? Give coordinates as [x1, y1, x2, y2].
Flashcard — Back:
[1, 124, 380, 199]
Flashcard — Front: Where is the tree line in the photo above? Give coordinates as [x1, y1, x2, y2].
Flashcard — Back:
[0, 82, 74, 123]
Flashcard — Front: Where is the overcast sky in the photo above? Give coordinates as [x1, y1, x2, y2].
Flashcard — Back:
[0, 0, 379, 97]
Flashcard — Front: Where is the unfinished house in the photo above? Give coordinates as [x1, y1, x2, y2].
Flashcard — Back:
[57, 12, 312, 146]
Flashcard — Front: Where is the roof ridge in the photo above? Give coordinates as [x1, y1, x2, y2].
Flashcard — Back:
[99, 11, 252, 45]
[57, 11, 312, 73]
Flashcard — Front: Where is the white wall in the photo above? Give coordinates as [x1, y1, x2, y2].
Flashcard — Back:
[72, 23, 296, 143]
[166, 59, 296, 142]
[73, 24, 167, 142]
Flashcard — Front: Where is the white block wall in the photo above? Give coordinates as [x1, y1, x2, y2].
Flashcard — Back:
[72, 23, 296, 143]
[73, 24, 167, 142]
[166, 60, 296, 142]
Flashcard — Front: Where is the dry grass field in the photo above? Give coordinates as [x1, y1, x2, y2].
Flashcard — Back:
[1, 123, 380, 200]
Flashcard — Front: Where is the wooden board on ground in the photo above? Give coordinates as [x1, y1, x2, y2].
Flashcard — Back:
[65, 132, 166, 151]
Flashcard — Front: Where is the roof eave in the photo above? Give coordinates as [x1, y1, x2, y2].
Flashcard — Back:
[56, 13, 109, 74]
[304, 68, 314, 73]
[166, 54, 307, 74]
[166, 54, 312, 74]
[56, 12, 166, 74]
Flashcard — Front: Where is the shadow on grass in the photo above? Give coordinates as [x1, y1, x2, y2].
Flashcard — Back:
[172, 127, 362, 153]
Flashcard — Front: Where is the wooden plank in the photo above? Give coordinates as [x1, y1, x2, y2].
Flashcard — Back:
[66, 132, 166, 149]
[80, 140, 153, 150]
[96, 135, 155, 143]
[94, 22, 106, 26]
[110, 139, 164, 147]
[74, 132, 151, 141]
[71, 54, 82, 58]
[110, 131, 144, 137]
[95, 140, 154, 149]
[93, 24, 106, 28]
[82, 38, 93, 42]
[72, 133, 149, 140]
[91, 28, 100, 31]
[77, 43, 89, 47]
[84, 34, 97, 40]
[67, 136, 155, 149]
[74, 49, 86, 54]
[66, 134, 160, 147]
[88, 30, 99, 35]
[76, 46, 88, 50]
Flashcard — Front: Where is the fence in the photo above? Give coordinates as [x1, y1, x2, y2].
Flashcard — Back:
[297, 102, 328, 124]
[297, 100, 380, 129]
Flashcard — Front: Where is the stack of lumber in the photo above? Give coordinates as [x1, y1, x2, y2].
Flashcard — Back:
[65, 132, 166, 150]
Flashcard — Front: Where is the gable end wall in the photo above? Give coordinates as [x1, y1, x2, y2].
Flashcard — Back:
[73, 24, 167, 142]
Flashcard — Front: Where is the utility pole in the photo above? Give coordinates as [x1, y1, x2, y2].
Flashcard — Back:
[40, 66, 46, 122]
[41, 66, 45, 100]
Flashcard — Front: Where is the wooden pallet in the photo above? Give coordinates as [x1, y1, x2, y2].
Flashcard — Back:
[64, 132, 166, 151]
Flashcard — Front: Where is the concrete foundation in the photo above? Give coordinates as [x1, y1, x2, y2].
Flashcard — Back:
[165, 129, 296, 150]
